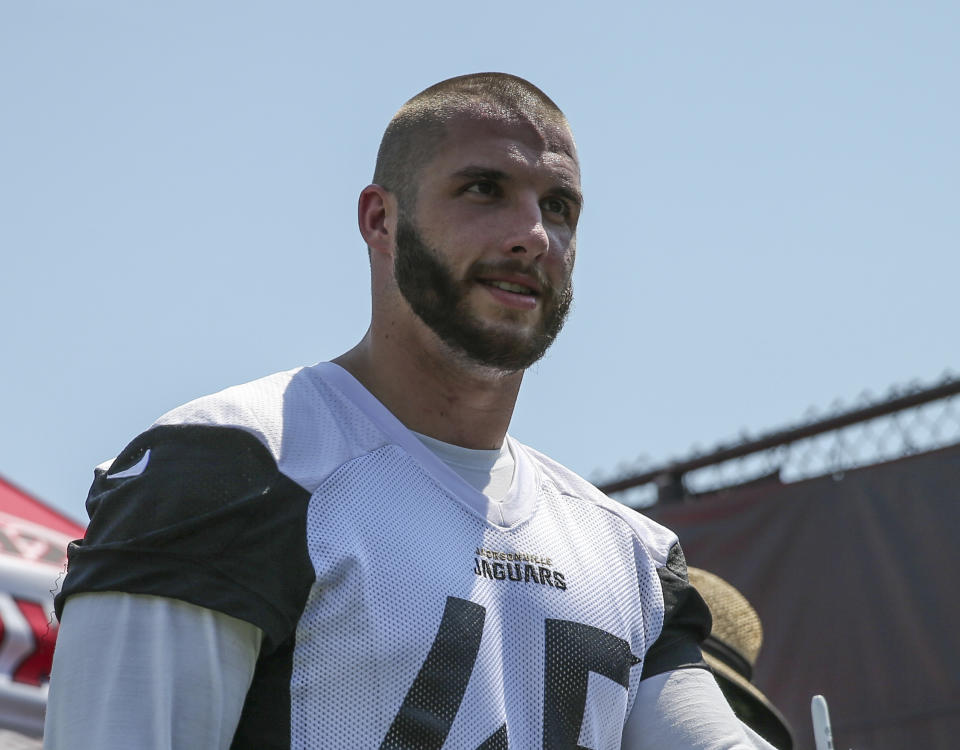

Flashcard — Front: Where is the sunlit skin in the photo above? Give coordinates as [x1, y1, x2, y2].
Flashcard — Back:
[336, 111, 582, 450]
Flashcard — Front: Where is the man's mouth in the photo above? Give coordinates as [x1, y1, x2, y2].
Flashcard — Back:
[480, 280, 538, 296]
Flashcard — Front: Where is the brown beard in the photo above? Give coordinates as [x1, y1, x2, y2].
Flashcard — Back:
[393, 216, 573, 372]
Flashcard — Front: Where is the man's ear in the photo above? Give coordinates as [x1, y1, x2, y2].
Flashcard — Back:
[358, 184, 397, 257]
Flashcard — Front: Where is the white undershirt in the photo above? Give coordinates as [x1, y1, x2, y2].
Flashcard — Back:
[411, 431, 515, 501]
[44, 594, 260, 750]
[411, 431, 516, 524]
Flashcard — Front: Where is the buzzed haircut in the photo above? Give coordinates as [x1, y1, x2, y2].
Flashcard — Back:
[373, 73, 571, 211]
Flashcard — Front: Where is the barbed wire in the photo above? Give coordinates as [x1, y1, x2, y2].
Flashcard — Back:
[596, 370, 960, 507]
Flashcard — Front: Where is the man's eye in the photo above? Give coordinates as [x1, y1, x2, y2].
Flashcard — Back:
[466, 181, 497, 196]
[542, 197, 569, 217]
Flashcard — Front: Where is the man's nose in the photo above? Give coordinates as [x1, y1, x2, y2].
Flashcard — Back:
[502, 196, 549, 258]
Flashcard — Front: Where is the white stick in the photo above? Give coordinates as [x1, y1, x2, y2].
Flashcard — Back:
[811, 694, 834, 750]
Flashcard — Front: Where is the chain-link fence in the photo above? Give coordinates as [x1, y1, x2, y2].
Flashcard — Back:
[596, 371, 960, 507]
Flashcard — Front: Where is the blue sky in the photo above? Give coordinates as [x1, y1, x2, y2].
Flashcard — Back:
[2, 2, 957, 522]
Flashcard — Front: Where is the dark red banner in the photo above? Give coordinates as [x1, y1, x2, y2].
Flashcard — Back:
[647, 444, 960, 750]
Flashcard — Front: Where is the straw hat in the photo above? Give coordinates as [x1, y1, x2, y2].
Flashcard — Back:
[688, 567, 795, 750]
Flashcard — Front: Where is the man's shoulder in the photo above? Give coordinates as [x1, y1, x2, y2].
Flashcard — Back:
[153, 365, 307, 433]
[151, 362, 349, 446]
[518, 441, 679, 567]
[100, 362, 366, 490]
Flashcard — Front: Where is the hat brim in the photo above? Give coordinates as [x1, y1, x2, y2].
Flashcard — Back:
[705, 654, 795, 750]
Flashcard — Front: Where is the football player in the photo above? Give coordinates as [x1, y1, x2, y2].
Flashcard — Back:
[45, 73, 774, 749]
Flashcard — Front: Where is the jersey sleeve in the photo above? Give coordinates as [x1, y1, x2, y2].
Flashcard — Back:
[623, 668, 775, 749]
[640, 542, 712, 679]
[55, 423, 315, 652]
[45, 592, 261, 750]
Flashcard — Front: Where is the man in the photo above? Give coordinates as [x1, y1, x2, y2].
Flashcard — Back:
[45, 73, 773, 748]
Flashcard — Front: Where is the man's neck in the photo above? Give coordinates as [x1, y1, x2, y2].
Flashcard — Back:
[333, 330, 523, 450]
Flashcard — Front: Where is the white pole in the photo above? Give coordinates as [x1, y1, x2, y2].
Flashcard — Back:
[811, 694, 834, 750]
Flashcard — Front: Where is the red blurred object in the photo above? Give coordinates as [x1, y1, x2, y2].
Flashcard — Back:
[0, 475, 85, 738]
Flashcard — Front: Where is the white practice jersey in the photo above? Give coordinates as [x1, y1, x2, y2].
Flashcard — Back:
[56, 363, 710, 749]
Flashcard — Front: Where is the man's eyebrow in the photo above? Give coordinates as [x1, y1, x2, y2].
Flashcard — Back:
[453, 166, 583, 208]
[452, 166, 510, 182]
